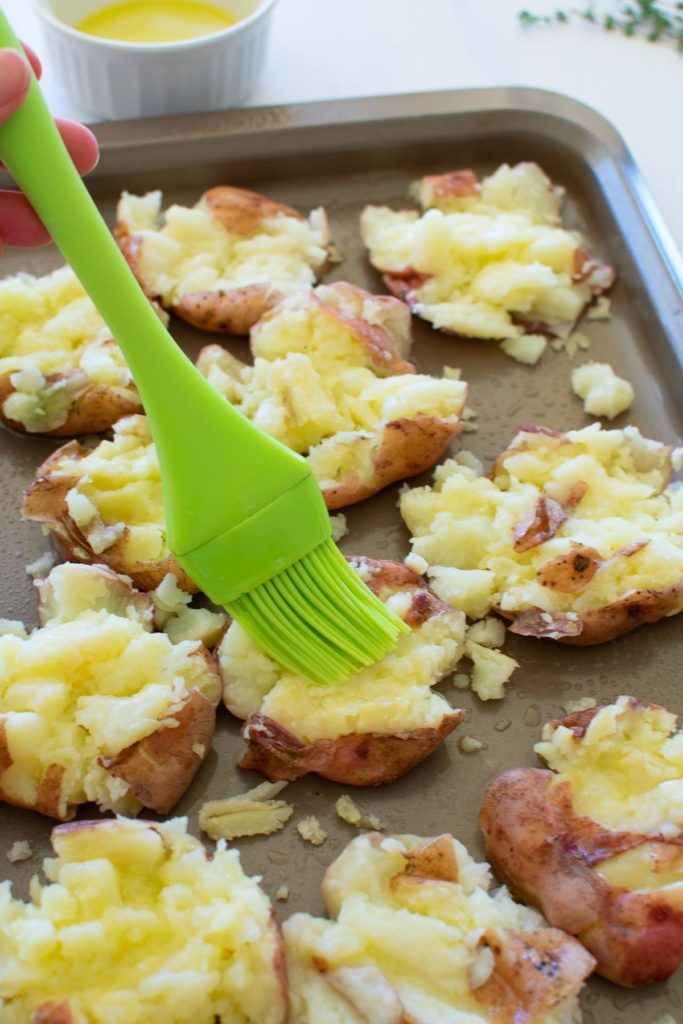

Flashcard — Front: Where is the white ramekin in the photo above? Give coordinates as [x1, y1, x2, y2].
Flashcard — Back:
[31, 0, 278, 120]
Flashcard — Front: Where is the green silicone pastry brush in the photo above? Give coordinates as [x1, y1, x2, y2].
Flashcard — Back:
[0, 11, 408, 683]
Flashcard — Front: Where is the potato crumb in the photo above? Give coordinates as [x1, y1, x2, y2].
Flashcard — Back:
[587, 296, 611, 320]
[452, 672, 471, 690]
[297, 816, 328, 846]
[164, 606, 227, 648]
[336, 794, 384, 831]
[25, 552, 56, 578]
[562, 697, 597, 715]
[571, 361, 634, 419]
[6, 840, 32, 863]
[466, 617, 506, 649]
[199, 781, 293, 841]
[500, 334, 547, 365]
[404, 551, 429, 575]
[495, 719, 512, 732]
[330, 513, 349, 543]
[443, 366, 462, 380]
[191, 743, 206, 758]
[469, 944, 495, 989]
[459, 736, 484, 753]
[151, 573, 192, 615]
[0, 619, 28, 639]
[550, 331, 591, 359]
[466, 640, 519, 701]
[276, 885, 290, 901]
[461, 405, 479, 433]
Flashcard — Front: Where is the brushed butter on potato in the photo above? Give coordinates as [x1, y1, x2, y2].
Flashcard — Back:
[482, 696, 683, 987]
[0, 817, 287, 1023]
[219, 558, 467, 785]
[285, 832, 595, 1022]
[0, 562, 220, 820]
[361, 161, 614, 346]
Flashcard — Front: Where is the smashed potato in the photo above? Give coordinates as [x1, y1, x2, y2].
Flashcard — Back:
[198, 283, 467, 508]
[285, 832, 595, 1023]
[0, 817, 287, 1023]
[361, 162, 614, 342]
[482, 697, 683, 986]
[401, 424, 683, 643]
[219, 558, 466, 785]
[23, 416, 196, 593]
[116, 186, 330, 334]
[0, 266, 141, 435]
[0, 563, 220, 820]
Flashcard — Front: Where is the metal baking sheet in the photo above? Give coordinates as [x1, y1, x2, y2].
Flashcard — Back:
[1, 88, 682, 1022]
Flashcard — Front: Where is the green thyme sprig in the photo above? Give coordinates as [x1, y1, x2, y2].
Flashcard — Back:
[519, 1, 683, 50]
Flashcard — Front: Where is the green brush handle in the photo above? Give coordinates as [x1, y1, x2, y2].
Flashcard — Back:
[0, 11, 329, 571]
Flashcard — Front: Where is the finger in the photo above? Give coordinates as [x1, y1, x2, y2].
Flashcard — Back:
[21, 43, 42, 80]
[56, 119, 99, 175]
[0, 48, 30, 123]
[0, 190, 51, 248]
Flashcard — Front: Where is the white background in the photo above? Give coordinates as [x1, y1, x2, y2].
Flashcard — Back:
[5, 0, 683, 257]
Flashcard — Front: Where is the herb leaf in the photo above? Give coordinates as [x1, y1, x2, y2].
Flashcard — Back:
[518, 1, 683, 49]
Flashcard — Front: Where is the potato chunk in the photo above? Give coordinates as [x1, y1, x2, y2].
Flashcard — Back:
[198, 283, 468, 509]
[219, 558, 466, 785]
[23, 416, 195, 593]
[401, 425, 683, 643]
[0, 563, 220, 820]
[0, 817, 287, 1023]
[482, 697, 683, 986]
[116, 186, 331, 333]
[0, 265, 141, 434]
[361, 162, 614, 343]
[285, 832, 594, 1022]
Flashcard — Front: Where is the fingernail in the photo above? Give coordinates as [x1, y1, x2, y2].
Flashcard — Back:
[0, 49, 30, 105]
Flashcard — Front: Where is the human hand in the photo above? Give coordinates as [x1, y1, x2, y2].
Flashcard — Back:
[0, 45, 99, 250]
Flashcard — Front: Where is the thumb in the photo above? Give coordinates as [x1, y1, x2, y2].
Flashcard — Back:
[0, 48, 30, 124]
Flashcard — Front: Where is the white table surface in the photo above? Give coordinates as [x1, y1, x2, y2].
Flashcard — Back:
[5, 0, 683, 259]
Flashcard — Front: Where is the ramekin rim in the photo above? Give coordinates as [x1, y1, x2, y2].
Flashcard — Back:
[29, 0, 278, 52]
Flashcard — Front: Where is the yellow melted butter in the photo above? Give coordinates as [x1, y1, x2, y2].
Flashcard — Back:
[76, 1, 238, 44]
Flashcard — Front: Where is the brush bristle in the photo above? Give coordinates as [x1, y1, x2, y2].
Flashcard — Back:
[227, 539, 410, 683]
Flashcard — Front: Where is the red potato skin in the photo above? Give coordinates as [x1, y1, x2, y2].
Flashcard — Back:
[22, 442, 198, 594]
[101, 684, 219, 816]
[203, 185, 304, 235]
[481, 764, 683, 986]
[323, 415, 464, 511]
[238, 711, 464, 786]
[504, 584, 682, 646]
[420, 169, 480, 203]
[173, 283, 279, 335]
[32, 1002, 74, 1024]
[475, 927, 595, 1023]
